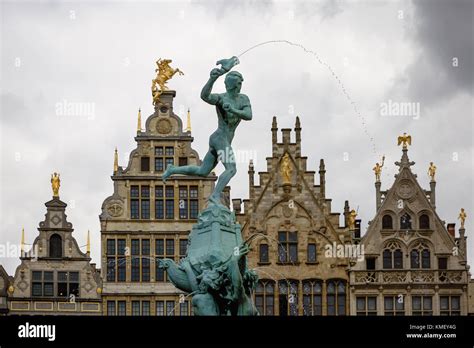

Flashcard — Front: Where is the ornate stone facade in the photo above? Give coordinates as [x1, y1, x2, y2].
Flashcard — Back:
[0, 266, 10, 315]
[8, 195, 102, 315]
[349, 147, 470, 315]
[234, 116, 356, 316]
[100, 91, 216, 316]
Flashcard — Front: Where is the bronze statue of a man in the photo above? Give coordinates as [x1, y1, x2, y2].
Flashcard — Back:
[162, 57, 252, 205]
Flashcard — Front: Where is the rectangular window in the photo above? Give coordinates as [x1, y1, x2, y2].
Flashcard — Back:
[155, 147, 164, 156]
[177, 186, 199, 220]
[440, 295, 461, 315]
[179, 301, 189, 316]
[179, 239, 188, 259]
[32, 283, 42, 297]
[156, 239, 165, 282]
[106, 239, 116, 256]
[259, 244, 269, 263]
[278, 231, 298, 263]
[131, 200, 139, 219]
[438, 257, 448, 270]
[131, 239, 140, 256]
[107, 301, 116, 316]
[166, 240, 175, 257]
[356, 296, 377, 316]
[142, 301, 150, 316]
[107, 257, 116, 282]
[366, 258, 376, 270]
[142, 239, 150, 255]
[132, 301, 140, 316]
[166, 186, 174, 219]
[412, 295, 433, 316]
[156, 301, 164, 316]
[190, 200, 199, 219]
[130, 243, 139, 280]
[179, 187, 188, 219]
[118, 301, 126, 316]
[165, 158, 174, 169]
[155, 186, 164, 219]
[166, 301, 175, 316]
[142, 258, 150, 282]
[31, 271, 53, 297]
[155, 158, 164, 172]
[130, 186, 139, 197]
[57, 271, 79, 297]
[108, 239, 126, 282]
[141, 199, 150, 219]
[141, 157, 150, 172]
[165, 147, 174, 156]
[117, 239, 126, 282]
[155, 200, 164, 219]
[307, 243, 317, 263]
[131, 185, 151, 219]
[131, 259, 140, 282]
[179, 157, 188, 166]
[384, 296, 405, 315]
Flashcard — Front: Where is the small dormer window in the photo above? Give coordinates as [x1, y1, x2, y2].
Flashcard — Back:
[382, 215, 393, 229]
[49, 234, 62, 258]
[419, 214, 430, 229]
[400, 213, 412, 230]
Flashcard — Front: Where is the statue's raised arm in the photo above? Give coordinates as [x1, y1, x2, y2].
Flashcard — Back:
[200, 56, 240, 106]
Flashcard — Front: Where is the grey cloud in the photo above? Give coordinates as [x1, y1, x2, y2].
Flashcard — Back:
[394, 0, 473, 105]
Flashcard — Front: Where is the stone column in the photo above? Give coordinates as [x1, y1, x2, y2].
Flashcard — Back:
[375, 181, 382, 212]
[430, 180, 436, 209]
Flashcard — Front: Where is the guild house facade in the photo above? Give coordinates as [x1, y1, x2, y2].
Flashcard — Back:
[234, 116, 360, 316]
[1, 89, 471, 316]
[7, 179, 102, 315]
[99, 91, 216, 316]
[349, 143, 470, 315]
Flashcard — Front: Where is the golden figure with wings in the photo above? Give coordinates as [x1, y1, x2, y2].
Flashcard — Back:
[397, 132, 412, 149]
[151, 58, 184, 105]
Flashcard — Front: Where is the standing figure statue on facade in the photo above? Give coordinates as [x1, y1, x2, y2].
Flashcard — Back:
[158, 57, 258, 316]
[162, 56, 252, 205]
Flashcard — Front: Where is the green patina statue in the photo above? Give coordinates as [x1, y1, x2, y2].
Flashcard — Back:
[162, 56, 252, 205]
[158, 57, 258, 316]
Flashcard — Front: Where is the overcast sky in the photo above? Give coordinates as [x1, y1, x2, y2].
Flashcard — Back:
[0, 0, 472, 275]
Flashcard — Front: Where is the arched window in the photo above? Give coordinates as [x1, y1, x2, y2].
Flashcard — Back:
[410, 249, 420, 268]
[259, 243, 269, 263]
[302, 280, 322, 316]
[49, 234, 62, 258]
[422, 249, 430, 268]
[327, 280, 346, 316]
[383, 242, 403, 269]
[278, 280, 298, 316]
[419, 214, 430, 229]
[410, 242, 431, 269]
[382, 215, 393, 229]
[383, 249, 392, 269]
[394, 249, 403, 269]
[255, 280, 274, 316]
[400, 213, 412, 230]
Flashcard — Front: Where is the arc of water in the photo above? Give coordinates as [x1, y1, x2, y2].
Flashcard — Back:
[238, 39, 378, 156]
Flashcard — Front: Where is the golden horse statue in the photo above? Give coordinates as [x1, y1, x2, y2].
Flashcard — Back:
[151, 58, 184, 105]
